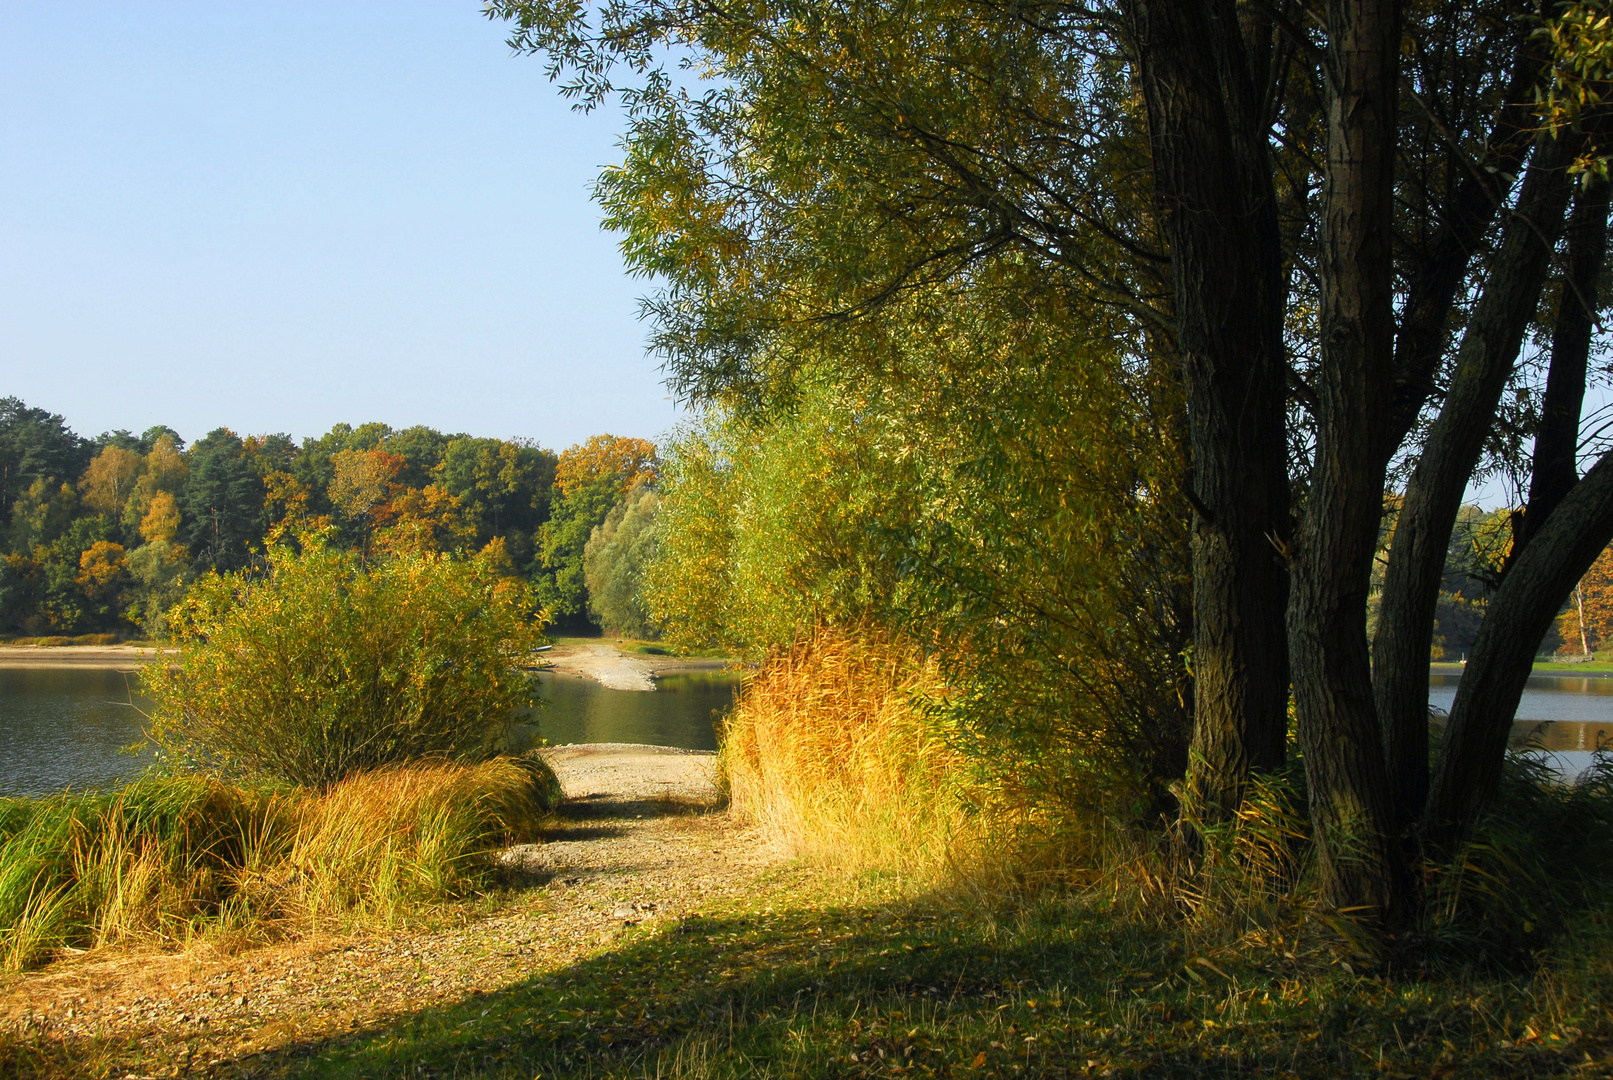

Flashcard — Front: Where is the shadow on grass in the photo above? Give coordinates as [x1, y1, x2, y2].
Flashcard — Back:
[161, 886, 1610, 1079]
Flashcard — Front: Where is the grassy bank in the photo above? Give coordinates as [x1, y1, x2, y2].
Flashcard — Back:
[231, 879, 1613, 1078]
[1433, 658, 1613, 676]
[0, 634, 147, 648]
[0, 757, 559, 972]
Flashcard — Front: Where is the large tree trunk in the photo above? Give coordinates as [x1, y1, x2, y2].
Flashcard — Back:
[1372, 133, 1579, 835]
[1289, 0, 1408, 927]
[1424, 447, 1613, 851]
[1126, 0, 1291, 817]
[1518, 183, 1613, 550]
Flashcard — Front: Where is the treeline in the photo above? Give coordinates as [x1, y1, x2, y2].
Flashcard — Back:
[0, 396, 658, 637]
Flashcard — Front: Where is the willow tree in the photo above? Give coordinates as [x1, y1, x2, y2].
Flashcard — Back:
[490, 0, 1613, 941]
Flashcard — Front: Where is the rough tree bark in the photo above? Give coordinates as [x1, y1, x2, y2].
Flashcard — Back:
[1288, 0, 1408, 925]
[1372, 132, 1579, 835]
[1126, 0, 1291, 818]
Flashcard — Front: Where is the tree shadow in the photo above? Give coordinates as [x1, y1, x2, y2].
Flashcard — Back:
[117, 883, 1598, 1080]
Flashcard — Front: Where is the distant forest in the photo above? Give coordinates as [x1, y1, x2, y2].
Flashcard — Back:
[0, 396, 656, 638]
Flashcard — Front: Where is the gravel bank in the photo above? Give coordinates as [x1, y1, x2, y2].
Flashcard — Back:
[0, 745, 771, 1078]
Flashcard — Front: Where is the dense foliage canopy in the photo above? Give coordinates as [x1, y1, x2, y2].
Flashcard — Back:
[0, 403, 657, 639]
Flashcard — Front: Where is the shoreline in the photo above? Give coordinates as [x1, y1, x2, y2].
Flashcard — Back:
[0, 645, 173, 669]
[537, 641, 737, 690]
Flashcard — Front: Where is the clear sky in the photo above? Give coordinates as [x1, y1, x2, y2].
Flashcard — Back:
[0, 2, 677, 452]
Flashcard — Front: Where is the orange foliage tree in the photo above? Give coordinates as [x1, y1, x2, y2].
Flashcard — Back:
[75, 540, 127, 601]
[1559, 544, 1613, 654]
[554, 435, 658, 497]
[374, 485, 476, 557]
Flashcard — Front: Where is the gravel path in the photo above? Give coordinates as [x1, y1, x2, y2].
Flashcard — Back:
[0, 745, 773, 1078]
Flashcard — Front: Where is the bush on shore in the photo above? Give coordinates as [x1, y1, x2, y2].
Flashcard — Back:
[0, 757, 560, 972]
[725, 632, 1613, 968]
[144, 544, 546, 788]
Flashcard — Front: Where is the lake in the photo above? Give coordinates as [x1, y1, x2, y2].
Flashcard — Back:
[2, 665, 1606, 798]
[0, 665, 742, 798]
[1428, 672, 1611, 781]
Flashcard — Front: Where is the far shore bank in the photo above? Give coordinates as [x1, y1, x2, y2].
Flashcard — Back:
[0, 645, 174, 669]
[537, 641, 737, 690]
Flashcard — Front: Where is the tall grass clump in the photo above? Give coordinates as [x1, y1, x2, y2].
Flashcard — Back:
[0, 757, 558, 972]
[723, 628, 1613, 971]
[1420, 750, 1613, 967]
[721, 629, 1001, 881]
[145, 543, 546, 787]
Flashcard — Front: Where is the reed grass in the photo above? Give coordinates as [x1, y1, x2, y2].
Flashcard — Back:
[721, 631, 1613, 971]
[0, 756, 558, 971]
[720, 629, 1005, 883]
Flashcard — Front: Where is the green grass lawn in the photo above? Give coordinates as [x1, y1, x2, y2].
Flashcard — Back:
[218, 871, 1613, 1079]
[1432, 659, 1613, 676]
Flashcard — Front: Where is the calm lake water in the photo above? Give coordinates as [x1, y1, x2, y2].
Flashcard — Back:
[2, 665, 1605, 797]
[0, 666, 741, 798]
[1428, 672, 1611, 781]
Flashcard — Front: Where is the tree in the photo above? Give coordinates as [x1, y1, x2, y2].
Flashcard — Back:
[491, 0, 1613, 938]
[122, 435, 188, 531]
[553, 435, 657, 498]
[584, 478, 661, 638]
[534, 476, 623, 623]
[436, 436, 557, 559]
[533, 436, 659, 624]
[184, 429, 265, 573]
[329, 447, 405, 553]
[374, 485, 477, 558]
[78, 446, 143, 518]
[386, 425, 452, 489]
[0, 398, 89, 524]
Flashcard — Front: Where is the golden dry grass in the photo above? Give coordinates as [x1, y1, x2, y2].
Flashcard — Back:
[0, 757, 557, 971]
[719, 629, 1000, 883]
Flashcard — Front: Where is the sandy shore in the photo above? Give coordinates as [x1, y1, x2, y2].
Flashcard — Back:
[539, 642, 734, 691]
[0, 743, 769, 1079]
[0, 645, 172, 668]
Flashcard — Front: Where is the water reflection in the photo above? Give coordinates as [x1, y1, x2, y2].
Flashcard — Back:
[0, 667, 151, 797]
[6, 664, 1607, 797]
[515, 671, 740, 752]
[1428, 671, 1611, 782]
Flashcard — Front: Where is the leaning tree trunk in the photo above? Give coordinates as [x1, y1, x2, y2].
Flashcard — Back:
[1424, 447, 1613, 851]
[1127, 0, 1291, 818]
[1518, 182, 1613, 549]
[1372, 133, 1579, 835]
[1289, 0, 1408, 929]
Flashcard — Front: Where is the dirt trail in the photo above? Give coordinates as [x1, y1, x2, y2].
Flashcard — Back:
[0, 745, 772, 1078]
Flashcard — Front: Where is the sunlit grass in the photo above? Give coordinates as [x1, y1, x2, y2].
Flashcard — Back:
[719, 630, 1004, 885]
[0, 757, 559, 972]
[227, 871, 1613, 1078]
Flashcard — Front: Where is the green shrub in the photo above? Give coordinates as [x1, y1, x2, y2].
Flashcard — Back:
[145, 545, 546, 787]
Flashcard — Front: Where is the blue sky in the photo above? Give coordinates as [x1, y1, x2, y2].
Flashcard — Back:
[0, 2, 677, 452]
